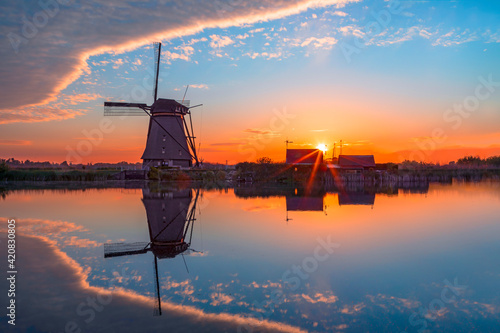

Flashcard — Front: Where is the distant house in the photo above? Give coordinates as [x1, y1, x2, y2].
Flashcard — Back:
[286, 149, 323, 165]
[338, 155, 376, 171]
[338, 192, 375, 206]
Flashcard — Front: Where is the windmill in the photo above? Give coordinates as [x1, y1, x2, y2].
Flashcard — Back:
[104, 42, 201, 169]
[104, 188, 201, 316]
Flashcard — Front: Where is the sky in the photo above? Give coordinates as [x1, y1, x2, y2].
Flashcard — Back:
[0, 0, 499, 164]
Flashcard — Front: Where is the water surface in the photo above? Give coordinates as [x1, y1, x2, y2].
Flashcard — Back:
[1, 181, 499, 332]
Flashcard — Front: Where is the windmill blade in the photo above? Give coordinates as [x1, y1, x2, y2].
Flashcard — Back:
[184, 189, 200, 244]
[181, 254, 190, 274]
[187, 248, 203, 255]
[104, 102, 148, 116]
[153, 42, 161, 101]
[104, 242, 150, 258]
[153, 255, 162, 316]
[176, 99, 190, 107]
[182, 85, 189, 104]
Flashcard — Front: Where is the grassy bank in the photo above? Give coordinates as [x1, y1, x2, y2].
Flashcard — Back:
[0, 169, 119, 181]
[2, 163, 499, 185]
[147, 167, 228, 187]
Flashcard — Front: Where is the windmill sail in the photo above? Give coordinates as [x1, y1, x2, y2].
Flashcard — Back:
[104, 102, 148, 116]
[153, 42, 161, 102]
[153, 255, 162, 316]
[104, 241, 150, 258]
[104, 100, 190, 116]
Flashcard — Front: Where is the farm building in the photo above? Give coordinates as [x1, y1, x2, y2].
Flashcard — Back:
[338, 155, 376, 171]
[286, 196, 324, 211]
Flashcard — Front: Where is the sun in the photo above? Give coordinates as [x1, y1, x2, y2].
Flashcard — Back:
[316, 143, 327, 153]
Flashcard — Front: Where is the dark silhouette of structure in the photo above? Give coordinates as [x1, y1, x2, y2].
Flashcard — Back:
[104, 187, 200, 316]
[286, 149, 323, 165]
[286, 196, 324, 211]
[338, 192, 375, 206]
[104, 42, 201, 169]
[338, 155, 376, 171]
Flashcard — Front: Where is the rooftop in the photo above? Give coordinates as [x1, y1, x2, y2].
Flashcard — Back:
[338, 155, 376, 169]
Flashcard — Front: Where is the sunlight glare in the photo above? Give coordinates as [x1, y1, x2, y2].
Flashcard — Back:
[316, 144, 327, 152]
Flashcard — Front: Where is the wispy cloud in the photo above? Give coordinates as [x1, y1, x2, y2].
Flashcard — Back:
[163, 45, 196, 63]
[0, 106, 86, 125]
[0, 139, 32, 145]
[432, 29, 480, 47]
[64, 93, 103, 105]
[242, 203, 281, 212]
[209, 35, 235, 49]
[338, 24, 495, 48]
[187, 37, 208, 45]
[190, 84, 209, 89]
[210, 292, 234, 306]
[236, 33, 249, 40]
[243, 51, 282, 60]
[248, 28, 265, 34]
[243, 128, 273, 134]
[0, 92, 100, 124]
[210, 142, 241, 146]
[301, 292, 338, 304]
[332, 10, 348, 16]
[112, 58, 124, 69]
[301, 36, 338, 49]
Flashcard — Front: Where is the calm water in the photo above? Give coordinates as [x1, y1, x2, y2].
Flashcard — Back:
[1, 181, 500, 332]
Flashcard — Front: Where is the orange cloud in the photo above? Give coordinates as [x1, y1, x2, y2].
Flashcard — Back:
[301, 292, 338, 304]
[242, 203, 281, 212]
[244, 128, 273, 134]
[0, 106, 86, 124]
[0, 91, 101, 124]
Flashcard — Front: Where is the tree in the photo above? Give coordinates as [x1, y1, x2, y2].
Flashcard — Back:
[0, 160, 9, 173]
[257, 157, 273, 164]
[148, 167, 160, 180]
[457, 156, 482, 165]
[485, 156, 500, 166]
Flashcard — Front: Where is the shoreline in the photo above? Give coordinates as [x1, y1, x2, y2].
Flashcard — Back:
[1, 177, 498, 199]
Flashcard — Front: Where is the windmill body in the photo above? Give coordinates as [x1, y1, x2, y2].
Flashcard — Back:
[141, 99, 192, 169]
[103, 188, 198, 259]
[142, 187, 193, 258]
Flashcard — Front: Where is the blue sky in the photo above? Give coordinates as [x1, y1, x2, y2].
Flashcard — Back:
[0, 0, 499, 163]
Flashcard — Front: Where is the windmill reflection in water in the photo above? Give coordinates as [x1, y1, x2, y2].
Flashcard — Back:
[104, 188, 201, 316]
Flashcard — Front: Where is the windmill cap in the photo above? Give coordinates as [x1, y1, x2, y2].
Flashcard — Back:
[151, 98, 189, 115]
